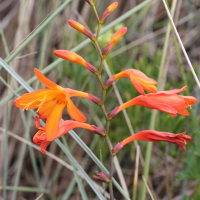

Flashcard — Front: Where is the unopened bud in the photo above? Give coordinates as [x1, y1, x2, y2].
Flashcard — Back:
[108, 107, 120, 120]
[88, 94, 102, 105]
[68, 20, 95, 41]
[93, 171, 110, 183]
[86, 62, 99, 74]
[104, 76, 115, 88]
[102, 27, 127, 57]
[100, 2, 118, 23]
[91, 126, 106, 136]
[112, 142, 123, 156]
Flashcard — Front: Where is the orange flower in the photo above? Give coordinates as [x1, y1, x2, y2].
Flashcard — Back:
[54, 50, 99, 74]
[112, 130, 191, 155]
[108, 86, 197, 119]
[102, 27, 127, 57]
[33, 116, 106, 154]
[68, 20, 95, 41]
[14, 69, 102, 141]
[104, 69, 157, 95]
[99, 2, 118, 23]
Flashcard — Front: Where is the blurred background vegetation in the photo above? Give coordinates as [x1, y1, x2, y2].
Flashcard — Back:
[0, 0, 200, 199]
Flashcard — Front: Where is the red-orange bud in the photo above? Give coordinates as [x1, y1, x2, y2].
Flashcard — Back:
[104, 75, 115, 88]
[99, 2, 118, 23]
[91, 126, 106, 136]
[102, 27, 127, 57]
[93, 171, 110, 183]
[112, 142, 123, 156]
[86, 62, 99, 74]
[88, 94, 102, 105]
[68, 20, 95, 41]
[108, 107, 120, 120]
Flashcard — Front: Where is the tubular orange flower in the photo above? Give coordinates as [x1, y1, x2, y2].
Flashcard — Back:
[14, 69, 102, 141]
[33, 116, 106, 154]
[104, 69, 157, 95]
[68, 20, 95, 41]
[108, 86, 197, 119]
[93, 171, 110, 183]
[54, 50, 99, 74]
[112, 130, 191, 155]
[99, 2, 118, 23]
[102, 27, 127, 57]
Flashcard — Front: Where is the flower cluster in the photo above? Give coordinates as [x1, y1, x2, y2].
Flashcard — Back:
[14, 0, 197, 198]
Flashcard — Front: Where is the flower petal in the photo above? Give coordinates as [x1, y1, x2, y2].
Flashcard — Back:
[34, 68, 59, 90]
[38, 100, 57, 119]
[130, 75, 145, 95]
[45, 102, 66, 141]
[14, 89, 51, 110]
[177, 109, 189, 116]
[67, 99, 87, 122]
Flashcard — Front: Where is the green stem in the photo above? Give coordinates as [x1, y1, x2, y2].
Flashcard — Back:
[91, 5, 100, 23]
[96, 23, 102, 40]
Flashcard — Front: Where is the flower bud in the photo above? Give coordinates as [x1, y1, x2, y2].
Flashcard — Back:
[100, 2, 118, 23]
[108, 107, 120, 120]
[34, 116, 41, 129]
[93, 171, 110, 183]
[68, 20, 95, 41]
[88, 94, 102, 105]
[91, 126, 106, 136]
[86, 62, 99, 74]
[112, 142, 123, 156]
[102, 27, 127, 57]
[104, 76, 115, 88]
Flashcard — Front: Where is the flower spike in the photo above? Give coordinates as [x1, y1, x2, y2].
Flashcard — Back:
[33, 117, 106, 154]
[14, 69, 102, 141]
[112, 130, 191, 156]
[99, 2, 118, 24]
[102, 27, 127, 57]
[68, 20, 95, 41]
[104, 69, 157, 95]
[93, 171, 110, 183]
[108, 87, 197, 120]
[54, 50, 99, 74]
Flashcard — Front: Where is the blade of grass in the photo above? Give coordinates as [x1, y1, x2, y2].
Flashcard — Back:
[142, 176, 155, 200]
[61, 136, 89, 200]
[0, 186, 50, 194]
[3, 0, 73, 66]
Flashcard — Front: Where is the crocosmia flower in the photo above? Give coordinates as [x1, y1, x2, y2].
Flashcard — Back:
[102, 27, 127, 57]
[33, 116, 106, 154]
[14, 69, 102, 141]
[104, 69, 157, 95]
[108, 86, 197, 119]
[99, 2, 118, 23]
[54, 50, 98, 74]
[112, 130, 191, 156]
[68, 20, 95, 41]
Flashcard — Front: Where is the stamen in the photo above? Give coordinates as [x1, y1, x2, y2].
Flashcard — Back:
[35, 95, 48, 113]
[20, 97, 43, 111]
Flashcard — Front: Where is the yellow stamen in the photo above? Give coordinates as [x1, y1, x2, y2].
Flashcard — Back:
[35, 95, 48, 113]
[20, 97, 43, 111]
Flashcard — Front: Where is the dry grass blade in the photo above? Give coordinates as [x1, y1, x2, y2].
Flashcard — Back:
[162, 0, 200, 89]
[142, 176, 155, 200]
[35, 193, 43, 200]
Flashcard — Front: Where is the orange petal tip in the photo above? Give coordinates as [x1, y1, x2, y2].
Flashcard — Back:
[99, 2, 118, 23]
[68, 20, 95, 41]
